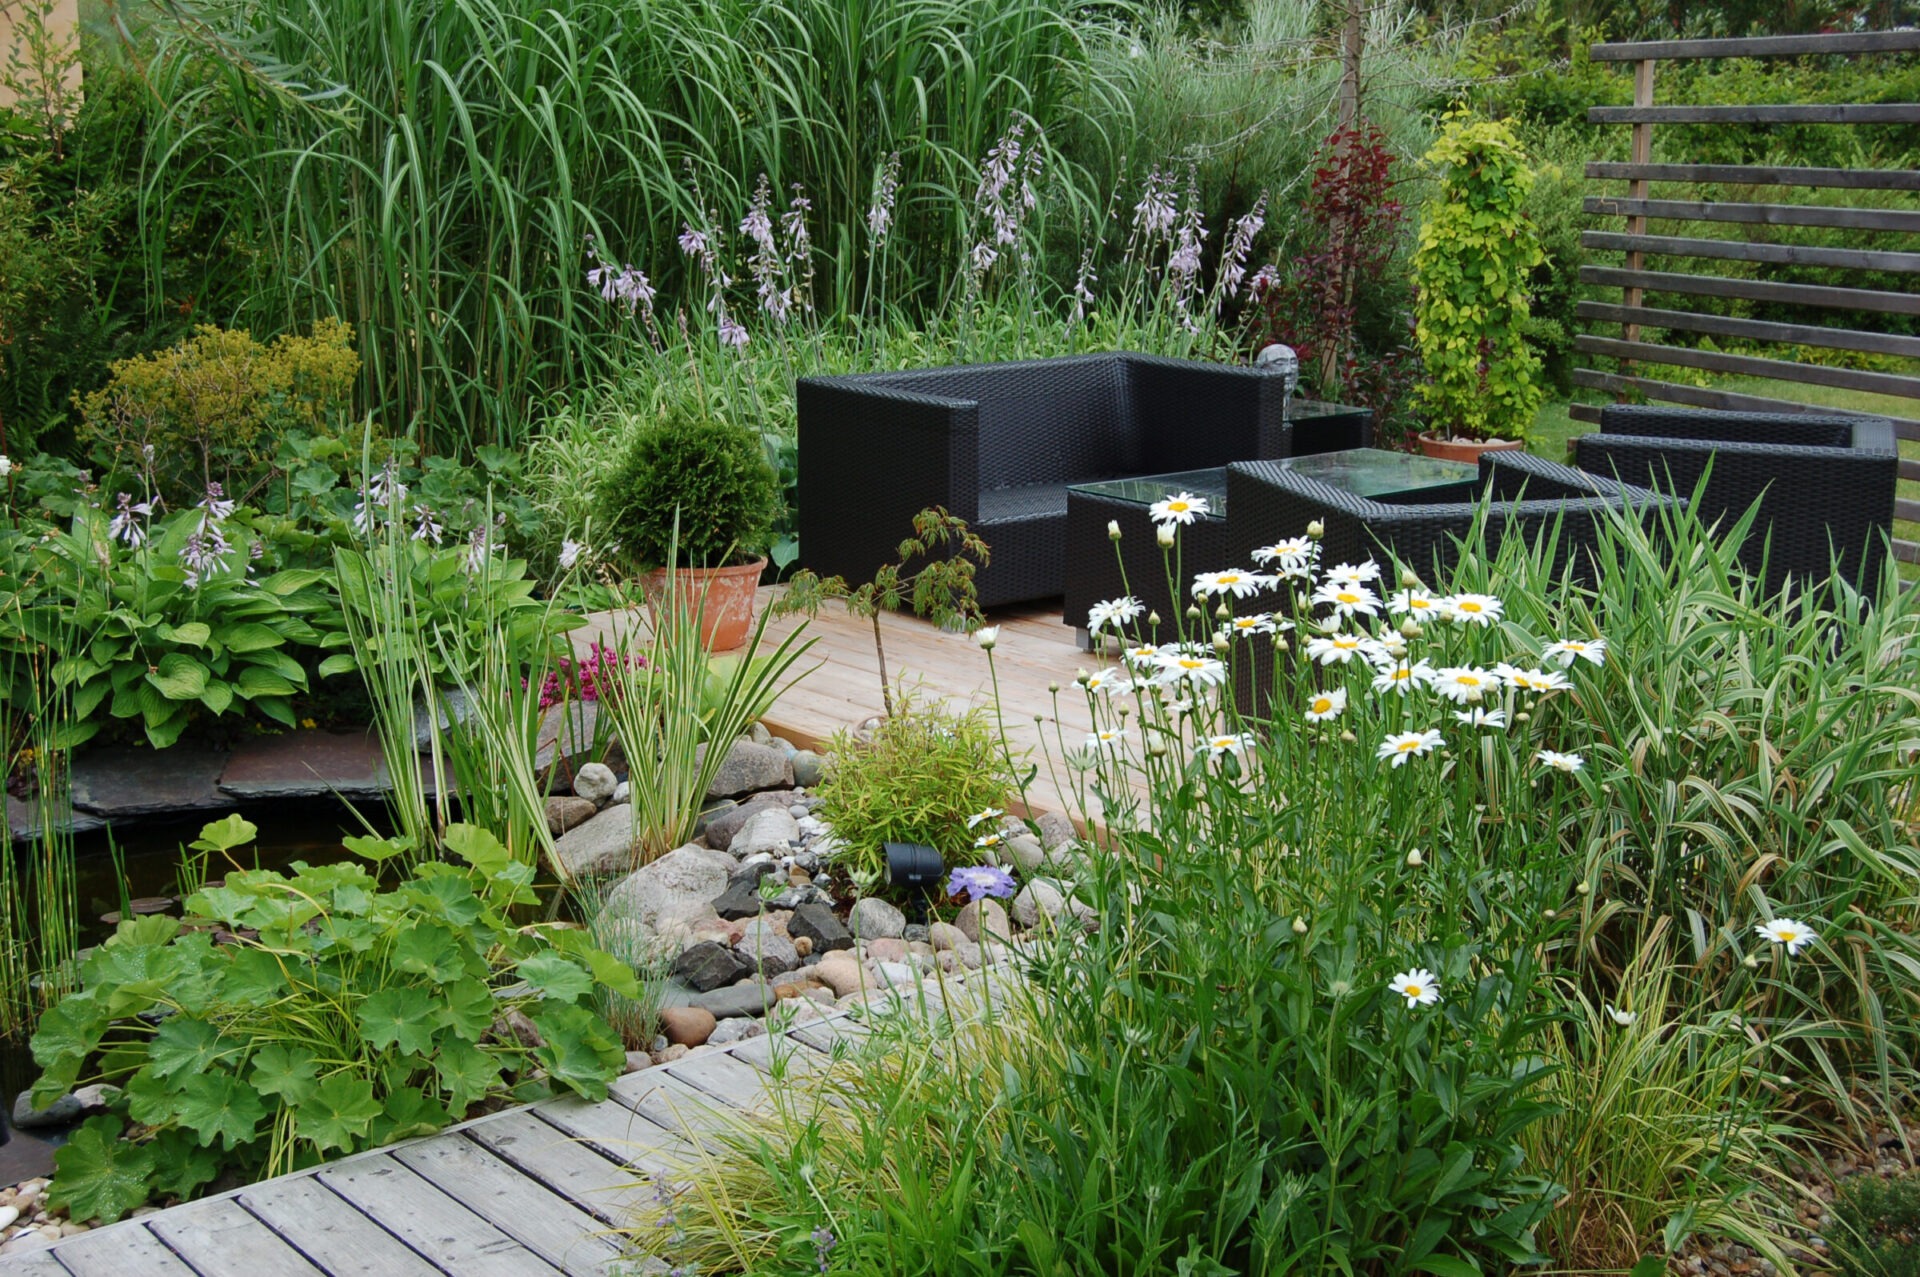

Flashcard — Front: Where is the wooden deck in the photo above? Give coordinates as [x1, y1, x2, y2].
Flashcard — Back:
[0, 977, 1008, 1275]
[581, 588, 1124, 825]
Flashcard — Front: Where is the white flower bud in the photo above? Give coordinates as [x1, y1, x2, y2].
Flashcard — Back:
[1157, 524, 1175, 548]
[1215, 601, 1231, 621]
[1291, 916, 1308, 935]
[1108, 519, 1122, 541]
[975, 625, 1000, 651]
[1147, 740, 1167, 758]
[1399, 618, 1422, 639]
[1399, 566, 1421, 588]
[1306, 520, 1324, 539]
[1074, 668, 1090, 686]
[1048, 680, 1059, 693]
[1212, 635, 1230, 653]
[1405, 849, 1423, 867]
[1575, 880, 1590, 895]
[1147, 611, 1161, 628]
[1743, 954, 1760, 969]
[1515, 711, 1530, 723]
[1339, 729, 1356, 744]
[1186, 605, 1202, 621]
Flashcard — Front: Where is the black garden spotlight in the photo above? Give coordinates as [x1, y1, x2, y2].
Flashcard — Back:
[884, 842, 945, 923]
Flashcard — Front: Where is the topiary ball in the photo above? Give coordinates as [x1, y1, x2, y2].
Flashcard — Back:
[599, 406, 781, 570]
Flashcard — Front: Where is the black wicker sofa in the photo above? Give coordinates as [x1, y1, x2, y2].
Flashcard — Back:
[796, 352, 1369, 607]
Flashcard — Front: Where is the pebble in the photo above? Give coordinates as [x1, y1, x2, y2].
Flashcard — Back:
[850, 897, 906, 940]
[659, 1006, 717, 1047]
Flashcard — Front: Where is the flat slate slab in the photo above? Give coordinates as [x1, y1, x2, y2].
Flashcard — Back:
[218, 730, 389, 801]
[4, 795, 105, 844]
[71, 745, 231, 818]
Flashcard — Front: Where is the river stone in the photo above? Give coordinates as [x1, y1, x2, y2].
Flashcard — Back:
[708, 1017, 765, 1047]
[701, 739, 793, 799]
[534, 700, 612, 774]
[573, 762, 619, 806]
[849, 896, 905, 940]
[600, 844, 731, 935]
[812, 952, 864, 997]
[748, 720, 772, 745]
[551, 803, 637, 878]
[790, 749, 825, 787]
[927, 922, 967, 952]
[1012, 880, 1067, 929]
[69, 745, 229, 817]
[732, 807, 799, 858]
[866, 937, 908, 964]
[703, 793, 796, 851]
[12, 1091, 82, 1130]
[694, 980, 776, 1019]
[671, 941, 754, 993]
[659, 1006, 716, 1047]
[955, 899, 1011, 944]
[713, 865, 775, 920]
[734, 919, 798, 977]
[544, 796, 598, 837]
[1005, 834, 1047, 874]
[786, 902, 853, 953]
[1035, 810, 1077, 851]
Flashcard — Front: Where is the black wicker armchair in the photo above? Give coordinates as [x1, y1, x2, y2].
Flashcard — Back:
[796, 352, 1371, 607]
[1226, 450, 1682, 588]
[1573, 405, 1897, 598]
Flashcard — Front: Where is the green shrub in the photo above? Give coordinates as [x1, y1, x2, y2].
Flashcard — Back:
[31, 817, 633, 1223]
[814, 703, 1013, 881]
[1832, 1170, 1920, 1277]
[1411, 112, 1547, 442]
[597, 403, 781, 570]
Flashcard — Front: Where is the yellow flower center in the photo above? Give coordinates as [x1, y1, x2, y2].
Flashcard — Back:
[1167, 501, 1189, 513]
[1337, 591, 1359, 604]
[1390, 669, 1411, 681]
[1311, 697, 1332, 713]
[1334, 638, 1358, 649]
[1397, 740, 1420, 752]
[1458, 601, 1482, 613]
[1406, 983, 1423, 997]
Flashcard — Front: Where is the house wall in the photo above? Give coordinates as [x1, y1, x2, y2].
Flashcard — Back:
[0, 0, 84, 112]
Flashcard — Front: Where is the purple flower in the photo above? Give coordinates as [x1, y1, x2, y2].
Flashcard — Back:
[179, 525, 231, 588]
[812, 1226, 836, 1272]
[1132, 167, 1176, 238]
[199, 483, 236, 522]
[717, 315, 750, 349]
[947, 865, 1017, 903]
[866, 152, 901, 242]
[677, 224, 709, 258]
[107, 492, 148, 548]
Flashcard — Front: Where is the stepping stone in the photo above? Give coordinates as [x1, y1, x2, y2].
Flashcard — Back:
[5, 796, 104, 844]
[219, 730, 388, 800]
[70, 744, 230, 817]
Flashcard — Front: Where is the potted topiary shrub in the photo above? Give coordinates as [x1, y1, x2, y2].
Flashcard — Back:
[599, 402, 782, 649]
[1409, 113, 1546, 463]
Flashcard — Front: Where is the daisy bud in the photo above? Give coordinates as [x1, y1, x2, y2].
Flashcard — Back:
[1274, 636, 1290, 652]
[1306, 520, 1324, 540]
[1399, 618, 1422, 639]
[1465, 685, 1483, 704]
[1743, 954, 1760, 969]
[1576, 880, 1590, 895]
[975, 625, 1000, 650]
[1214, 601, 1231, 621]
[1186, 605, 1202, 621]
[1117, 702, 1131, 717]
[1291, 916, 1308, 934]
[1074, 669, 1090, 686]
[1544, 908, 1556, 918]
[1339, 730, 1356, 744]
[1147, 611, 1161, 629]
[1399, 566, 1421, 588]
[1405, 849, 1423, 867]
[1048, 680, 1059, 693]
[1515, 711, 1530, 723]
[1157, 525, 1175, 548]
[1108, 519, 1122, 541]
[1147, 740, 1167, 758]
[1212, 635, 1230, 653]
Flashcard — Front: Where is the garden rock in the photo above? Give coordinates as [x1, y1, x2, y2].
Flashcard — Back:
[928, 922, 967, 951]
[671, 941, 754, 992]
[812, 952, 864, 997]
[731, 807, 799, 858]
[551, 803, 639, 878]
[600, 844, 731, 935]
[786, 902, 852, 953]
[866, 937, 909, 964]
[11, 1090, 84, 1131]
[543, 796, 598, 838]
[734, 919, 798, 977]
[955, 899, 1011, 944]
[659, 1006, 717, 1047]
[613, 780, 630, 803]
[1005, 834, 1047, 874]
[749, 720, 772, 745]
[573, 762, 619, 806]
[1012, 880, 1068, 929]
[707, 1018, 765, 1047]
[902, 923, 929, 944]
[712, 866, 775, 920]
[850, 896, 905, 940]
[702, 739, 793, 799]
[534, 700, 610, 774]
[694, 980, 776, 1019]
[790, 749, 824, 787]
[1036, 810, 1076, 851]
[703, 793, 796, 850]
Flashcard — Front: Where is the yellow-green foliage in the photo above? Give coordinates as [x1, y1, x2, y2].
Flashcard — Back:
[814, 702, 1013, 879]
[76, 318, 359, 501]
[1411, 113, 1547, 443]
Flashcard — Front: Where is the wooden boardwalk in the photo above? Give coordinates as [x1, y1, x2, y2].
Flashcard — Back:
[0, 982, 1006, 1275]
[578, 589, 1125, 825]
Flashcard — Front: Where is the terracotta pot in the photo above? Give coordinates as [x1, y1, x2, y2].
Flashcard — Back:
[1416, 433, 1527, 464]
[642, 556, 767, 651]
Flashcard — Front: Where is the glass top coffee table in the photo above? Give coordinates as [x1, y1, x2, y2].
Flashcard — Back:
[1068, 448, 1480, 516]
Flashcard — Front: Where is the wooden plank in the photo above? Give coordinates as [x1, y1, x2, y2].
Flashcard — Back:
[1575, 335, 1920, 400]
[391, 1136, 625, 1276]
[1570, 368, 1920, 438]
[238, 1176, 441, 1277]
[1585, 197, 1920, 235]
[665, 1050, 784, 1112]
[1576, 302, 1920, 362]
[1590, 31, 1920, 60]
[1591, 103, 1920, 125]
[0, 1251, 73, 1276]
[463, 1110, 649, 1226]
[788, 1013, 876, 1055]
[607, 1069, 745, 1151]
[1586, 163, 1920, 192]
[1896, 539, 1920, 566]
[314, 1154, 563, 1277]
[1898, 497, 1920, 523]
[1624, 57, 1655, 342]
[1580, 230, 1920, 274]
[32, 1221, 196, 1277]
[144, 1197, 328, 1277]
[1903, 458, 1920, 483]
[729, 1031, 836, 1081]
[1580, 265, 1920, 317]
[1568, 403, 1602, 427]
[530, 1094, 697, 1171]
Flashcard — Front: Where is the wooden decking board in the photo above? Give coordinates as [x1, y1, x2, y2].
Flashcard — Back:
[313, 1155, 563, 1277]
[606, 1070, 746, 1152]
[145, 1197, 329, 1277]
[237, 1176, 441, 1277]
[42, 1220, 197, 1277]
[664, 1049, 784, 1111]
[390, 1137, 625, 1277]
[0, 1253, 64, 1277]
[461, 1111, 648, 1226]
[529, 1092, 699, 1172]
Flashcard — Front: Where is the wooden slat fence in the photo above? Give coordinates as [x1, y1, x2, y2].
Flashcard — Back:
[1574, 29, 1920, 564]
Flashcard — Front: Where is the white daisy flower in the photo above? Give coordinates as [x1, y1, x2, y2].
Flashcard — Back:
[1496, 664, 1570, 694]
[975, 626, 1000, 650]
[1148, 491, 1209, 526]
[1431, 666, 1499, 705]
[1251, 537, 1317, 575]
[1192, 569, 1264, 599]
[1452, 707, 1509, 730]
[1202, 733, 1255, 758]
[1122, 643, 1162, 670]
[1376, 729, 1444, 767]
[1536, 749, 1585, 773]
[1387, 588, 1442, 618]
[1369, 660, 1436, 696]
[1305, 633, 1386, 666]
[1085, 728, 1130, 753]
[1311, 580, 1381, 619]
[1087, 596, 1145, 634]
[1323, 561, 1381, 586]
[1604, 1004, 1637, 1027]
[1155, 652, 1228, 688]
[1082, 669, 1131, 696]
[1227, 613, 1284, 638]
[974, 830, 1005, 850]
[1442, 593, 1503, 626]
[1303, 687, 1347, 722]
[965, 808, 1004, 830]
[1389, 968, 1441, 1008]
[1543, 637, 1608, 668]
[1754, 917, 1818, 957]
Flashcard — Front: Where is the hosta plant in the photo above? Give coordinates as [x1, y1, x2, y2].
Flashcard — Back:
[30, 817, 634, 1223]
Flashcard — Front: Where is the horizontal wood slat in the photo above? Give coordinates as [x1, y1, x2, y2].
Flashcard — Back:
[1899, 497, 1920, 523]
[1584, 196, 1920, 234]
[1581, 265, 1920, 316]
[1581, 229, 1920, 273]
[1575, 334, 1920, 400]
[1896, 540, 1920, 566]
[1590, 103, 1920, 124]
[1588, 162, 1920, 191]
[1575, 301, 1920, 361]
[1569, 367, 1920, 438]
[1590, 31, 1920, 60]
[1904, 458, 1920, 483]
